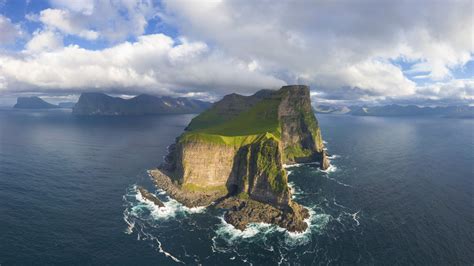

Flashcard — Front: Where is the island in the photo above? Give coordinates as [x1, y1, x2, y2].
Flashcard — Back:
[150, 85, 330, 232]
[72, 92, 211, 115]
[14, 97, 59, 109]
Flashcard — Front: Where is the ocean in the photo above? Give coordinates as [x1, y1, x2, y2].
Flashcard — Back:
[0, 108, 472, 265]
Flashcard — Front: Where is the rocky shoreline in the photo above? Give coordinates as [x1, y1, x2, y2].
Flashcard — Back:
[149, 169, 227, 207]
[216, 197, 310, 232]
[149, 168, 310, 232]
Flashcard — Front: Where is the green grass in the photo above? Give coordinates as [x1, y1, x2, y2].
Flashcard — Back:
[255, 139, 288, 193]
[180, 96, 283, 147]
[179, 131, 280, 148]
[186, 96, 281, 136]
[284, 145, 314, 161]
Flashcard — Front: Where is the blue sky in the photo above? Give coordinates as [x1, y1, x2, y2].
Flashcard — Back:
[0, 0, 472, 106]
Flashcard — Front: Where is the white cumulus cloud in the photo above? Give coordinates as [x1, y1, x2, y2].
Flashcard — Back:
[0, 34, 284, 97]
[0, 15, 25, 44]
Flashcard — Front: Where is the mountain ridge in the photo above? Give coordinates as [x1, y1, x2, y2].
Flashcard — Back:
[72, 92, 211, 115]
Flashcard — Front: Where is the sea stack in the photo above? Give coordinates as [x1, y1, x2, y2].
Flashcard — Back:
[151, 85, 329, 232]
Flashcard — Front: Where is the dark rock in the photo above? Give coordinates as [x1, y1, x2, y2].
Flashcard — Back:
[217, 197, 310, 233]
[137, 186, 164, 207]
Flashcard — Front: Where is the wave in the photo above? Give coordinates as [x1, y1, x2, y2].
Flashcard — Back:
[332, 197, 350, 209]
[351, 211, 361, 226]
[137, 224, 184, 263]
[215, 216, 280, 243]
[284, 207, 331, 246]
[125, 185, 207, 223]
[287, 181, 303, 199]
[122, 207, 135, 234]
[318, 164, 338, 173]
[122, 185, 185, 263]
[123, 174, 344, 262]
[324, 175, 352, 187]
[283, 161, 319, 168]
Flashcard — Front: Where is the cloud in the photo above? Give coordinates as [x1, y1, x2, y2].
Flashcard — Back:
[25, 30, 63, 53]
[35, 0, 158, 42]
[0, 34, 284, 98]
[39, 9, 99, 40]
[416, 79, 474, 101]
[0, 0, 473, 105]
[161, 0, 473, 100]
[0, 15, 25, 44]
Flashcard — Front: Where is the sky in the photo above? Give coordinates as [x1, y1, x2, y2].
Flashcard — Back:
[0, 0, 472, 106]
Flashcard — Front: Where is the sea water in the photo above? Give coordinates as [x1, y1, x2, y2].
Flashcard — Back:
[0, 108, 472, 264]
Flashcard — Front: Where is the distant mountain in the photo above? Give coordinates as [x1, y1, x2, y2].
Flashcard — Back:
[314, 105, 351, 114]
[314, 104, 473, 118]
[14, 97, 59, 109]
[350, 105, 474, 118]
[72, 93, 212, 115]
[58, 102, 76, 108]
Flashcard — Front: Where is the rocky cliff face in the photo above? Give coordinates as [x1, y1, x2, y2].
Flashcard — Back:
[278, 85, 328, 166]
[154, 85, 329, 232]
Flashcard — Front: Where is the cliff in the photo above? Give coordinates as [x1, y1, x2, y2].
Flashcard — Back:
[152, 85, 329, 232]
[14, 97, 59, 109]
[72, 92, 211, 115]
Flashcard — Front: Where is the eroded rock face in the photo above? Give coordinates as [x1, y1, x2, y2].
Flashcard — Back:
[230, 138, 291, 209]
[175, 141, 236, 189]
[150, 169, 226, 207]
[278, 85, 326, 166]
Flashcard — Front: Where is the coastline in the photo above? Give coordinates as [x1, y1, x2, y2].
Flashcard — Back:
[149, 168, 310, 233]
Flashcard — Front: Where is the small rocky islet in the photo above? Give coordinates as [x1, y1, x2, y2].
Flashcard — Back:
[149, 85, 329, 232]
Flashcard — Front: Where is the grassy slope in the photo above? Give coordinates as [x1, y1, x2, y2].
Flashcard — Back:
[180, 96, 282, 147]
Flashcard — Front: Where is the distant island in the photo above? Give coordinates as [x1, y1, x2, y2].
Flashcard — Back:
[147, 85, 329, 232]
[315, 104, 474, 118]
[72, 93, 211, 115]
[14, 97, 60, 109]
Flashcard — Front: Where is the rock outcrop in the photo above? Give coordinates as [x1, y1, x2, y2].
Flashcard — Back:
[152, 85, 329, 232]
[137, 186, 165, 207]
